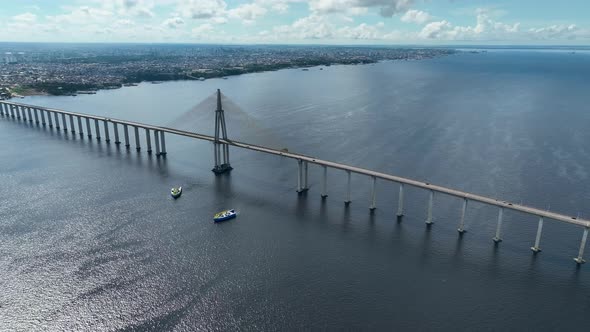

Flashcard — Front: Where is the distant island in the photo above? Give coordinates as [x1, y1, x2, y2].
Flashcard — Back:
[0, 44, 456, 98]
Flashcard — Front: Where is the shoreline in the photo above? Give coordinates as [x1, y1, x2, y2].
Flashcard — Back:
[5, 53, 456, 99]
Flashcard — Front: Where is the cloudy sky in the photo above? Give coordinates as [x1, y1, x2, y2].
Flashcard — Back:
[1, 0, 589, 44]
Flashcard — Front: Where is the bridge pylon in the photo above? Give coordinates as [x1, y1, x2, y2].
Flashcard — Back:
[212, 89, 233, 174]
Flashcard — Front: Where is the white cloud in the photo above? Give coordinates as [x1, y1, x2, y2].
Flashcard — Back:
[401, 9, 432, 24]
[12, 12, 38, 23]
[177, 0, 227, 19]
[419, 11, 520, 40]
[192, 23, 214, 36]
[229, 3, 268, 23]
[338, 22, 384, 39]
[163, 16, 185, 29]
[274, 14, 334, 39]
[528, 24, 579, 40]
[47, 6, 113, 25]
[309, 0, 414, 17]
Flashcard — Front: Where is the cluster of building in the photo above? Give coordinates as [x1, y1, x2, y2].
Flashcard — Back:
[0, 44, 455, 97]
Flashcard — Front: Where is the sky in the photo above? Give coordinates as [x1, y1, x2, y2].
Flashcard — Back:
[0, 0, 589, 45]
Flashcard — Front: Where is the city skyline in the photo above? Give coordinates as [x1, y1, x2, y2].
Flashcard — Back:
[1, 0, 589, 45]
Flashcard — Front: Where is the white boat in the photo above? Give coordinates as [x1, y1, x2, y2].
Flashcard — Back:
[170, 186, 182, 199]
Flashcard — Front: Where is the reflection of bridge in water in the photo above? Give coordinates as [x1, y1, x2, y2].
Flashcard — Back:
[1, 89, 589, 265]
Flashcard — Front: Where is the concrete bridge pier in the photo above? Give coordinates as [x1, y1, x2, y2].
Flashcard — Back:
[458, 198, 468, 233]
[154, 131, 161, 155]
[54, 112, 60, 130]
[493, 208, 504, 243]
[86, 118, 92, 138]
[321, 166, 328, 198]
[0, 103, 5, 116]
[94, 119, 101, 140]
[69, 115, 75, 133]
[33, 108, 40, 124]
[41, 110, 47, 126]
[16, 105, 22, 119]
[531, 217, 544, 252]
[345, 170, 352, 205]
[123, 124, 130, 148]
[77, 116, 83, 136]
[27, 107, 33, 122]
[145, 129, 152, 154]
[425, 190, 434, 225]
[397, 183, 405, 218]
[369, 176, 377, 211]
[61, 113, 68, 132]
[113, 123, 121, 144]
[296, 160, 309, 193]
[134, 126, 141, 151]
[159, 132, 167, 155]
[103, 120, 110, 143]
[574, 227, 588, 264]
[47, 111, 53, 128]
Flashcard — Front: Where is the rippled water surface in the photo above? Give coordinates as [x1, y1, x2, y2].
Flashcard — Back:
[1, 51, 590, 331]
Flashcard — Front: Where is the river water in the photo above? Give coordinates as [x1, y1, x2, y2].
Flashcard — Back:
[1, 50, 590, 331]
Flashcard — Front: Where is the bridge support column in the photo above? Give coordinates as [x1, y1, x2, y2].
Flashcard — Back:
[345, 170, 352, 205]
[0, 103, 4, 116]
[33, 108, 39, 124]
[41, 110, 46, 126]
[61, 113, 68, 132]
[574, 227, 588, 264]
[113, 123, 120, 144]
[94, 119, 101, 140]
[493, 208, 504, 243]
[296, 160, 307, 193]
[154, 131, 161, 156]
[47, 111, 53, 128]
[134, 126, 140, 151]
[103, 121, 110, 143]
[27, 107, 33, 122]
[15, 105, 21, 119]
[425, 190, 434, 225]
[531, 217, 544, 252]
[69, 115, 75, 133]
[369, 176, 377, 211]
[160, 132, 167, 155]
[303, 161, 308, 190]
[54, 112, 60, 130]
[145, 129, 152, 154]
[123, 125, 130, 147]
[458, 198, 468, 233]
[321, 166, 328, 198]
[77, 116, 83, 136]
[397, 183, 404, 218]
[85, 118, 91, 138]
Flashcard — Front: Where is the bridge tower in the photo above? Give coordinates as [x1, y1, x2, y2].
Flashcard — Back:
[212, 89, 232, 174]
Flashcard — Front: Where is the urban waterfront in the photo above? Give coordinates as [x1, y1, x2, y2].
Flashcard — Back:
[1, 50, 590, 330]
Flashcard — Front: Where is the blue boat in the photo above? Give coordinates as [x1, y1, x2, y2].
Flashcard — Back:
[214, 209, 236, 222]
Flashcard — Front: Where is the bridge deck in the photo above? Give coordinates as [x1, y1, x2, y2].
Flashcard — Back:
[2, 100, 589, 228]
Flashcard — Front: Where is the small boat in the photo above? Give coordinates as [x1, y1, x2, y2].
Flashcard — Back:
[170, 186, 182, 199]
[214, 209, 236, 222]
